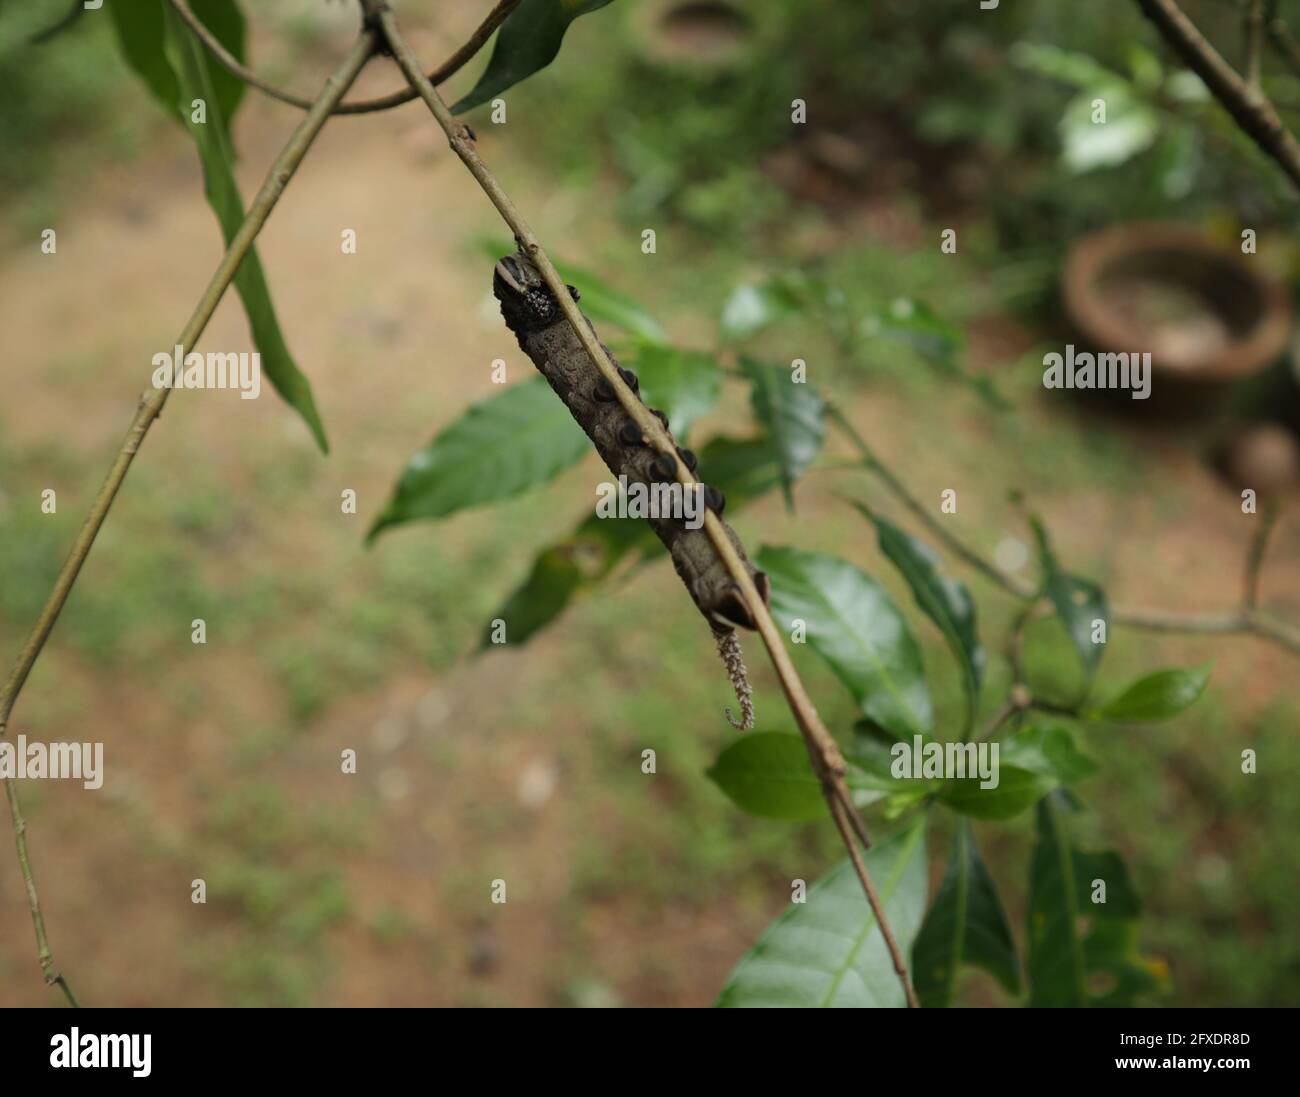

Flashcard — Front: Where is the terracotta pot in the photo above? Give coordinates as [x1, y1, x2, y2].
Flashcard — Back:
[1062, 221, 1291, 387]
[631, 0, 759, 73]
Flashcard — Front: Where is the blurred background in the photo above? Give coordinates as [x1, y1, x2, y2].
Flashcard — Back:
[1, 0, 1298, 1006]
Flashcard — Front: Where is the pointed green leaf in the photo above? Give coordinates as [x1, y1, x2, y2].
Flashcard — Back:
[557, 260, 666, 343]
[1094, 665, 1211, 723]
[626, 345, 721, 438]
[940, 763, 1055, 820]
[757, 547, 933, 738]
[110, 1, 246, 126]
[719, 280, 802, 342]
[1027, 793, 1160, 1007]
[1031, 518, 1109, 677]
[369, 378, 589, 540]
[857, 505, 983, 731]
[1027, 794, 1089, 1007]
[170, 13, 327, 450]
[706, 733, 824, 821]
[452, 0, 619, 114]
[692, 436, 784, 507]
[862, 298, 1007, 410]
[109, 2, 329, 450]
[740, 356, 824, 508]
[1001, 718, 1097, 785]
[107, 1, 181, 117]
[718, 271, 835, 344]
[912, 822, 1019, 1007]
[482, 512, 651, 648]
[717, 822, 928, 1007]
[188, 0, 248, 128]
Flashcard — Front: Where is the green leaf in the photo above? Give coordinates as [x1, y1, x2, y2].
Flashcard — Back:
[626, 345, 721, 438]
[108, 2, 328, 450]
[188, 0, 248, 129]
[483, 435, 781, 646]
[1026, 794, 1088, 1007]
[912, 822, 1019, 1007]
[719, 279, 805, 342]
[369, 378, 589, 540]
[692, 436, 784, 508]
[1000, 719, 1097, 785]
[847, 722, 924, 790]
[718, 271, 841, 344]
[757, 547, 933, 738]
[1094, 665, 1211, 723]
[1059, 89, 1159, 173]
[857, 505, 983, 732]
[107, 1, 181, 117]
[706, 734, 824, 822]
[1073, 849, 1142, 920]
[168, 11, 327, 450]
[1010, 41, 1131, 92]
[452, 0, 618, 114]
[1084, 921, 1167, 1007]
[717, 822, 928, 1007]
[1027, 793, 1162, 1007]
[482, 512, 651, 648]
[940, 763, 1055, 821]
[1031, 517, 1109, 677]
[739, 357, 825, 508]
[483, 545, 585, 648]
[1009, 43, 1160, 173]
[843, 723, 939, 817]
[556, 260, 667, 344]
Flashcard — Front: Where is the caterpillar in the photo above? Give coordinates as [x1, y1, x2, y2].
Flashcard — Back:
[494, 251, 769, 723]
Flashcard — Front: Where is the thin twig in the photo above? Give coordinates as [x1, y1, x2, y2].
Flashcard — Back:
[4, 780, 79, 1007]
[1135, 0, 1300, 189]
[829, 410, 1300, 656]
[825, 791, 917, 1007]
[1110, 603, 1300, 650]
[366, 0, 920, 1007]
[0, 24, 379, 1004]
[169, 0, 519, 115]
[1244, 503, 1280, 609]
[974, 686, 1031, 743]
[827, 403, 1035, 599]
[1266, 2, 1300, 78]
[1246, 0, 1266, 86]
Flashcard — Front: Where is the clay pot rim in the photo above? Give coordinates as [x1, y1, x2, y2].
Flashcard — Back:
[631, 0, 763, 73]
[1062, 220, 1292, 382]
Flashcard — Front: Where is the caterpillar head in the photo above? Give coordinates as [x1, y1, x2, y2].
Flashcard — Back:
[494, 251, 579, 333]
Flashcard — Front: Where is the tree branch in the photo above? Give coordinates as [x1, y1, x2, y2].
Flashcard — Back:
[0, 24, 379, 1005]
[365, 0, 920, 1007]
[169, 0, 519, 116]
[1134, 0, 1300, 189]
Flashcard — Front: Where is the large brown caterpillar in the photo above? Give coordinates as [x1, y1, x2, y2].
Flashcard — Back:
[493, 251, 770, 674]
